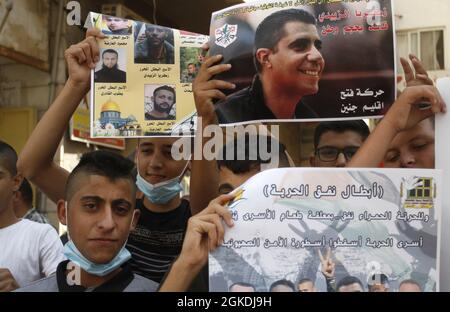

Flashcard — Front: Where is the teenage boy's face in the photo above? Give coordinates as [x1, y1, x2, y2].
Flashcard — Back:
[384, 119, 435, 169]
[218, 166, 260, 195]
[60, 174, 137, 264]
[137, 138, 188, 185]
[311, 131, 364, 168]
[0, 164, 21, 213]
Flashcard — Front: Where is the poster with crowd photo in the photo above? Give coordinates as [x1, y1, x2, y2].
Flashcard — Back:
[84, 12, 208, 138]
[209, 168, 441, 292]
[209, 0, 396, 125]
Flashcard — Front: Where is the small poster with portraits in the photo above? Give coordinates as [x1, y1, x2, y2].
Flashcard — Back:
[84, 12, 208, 137]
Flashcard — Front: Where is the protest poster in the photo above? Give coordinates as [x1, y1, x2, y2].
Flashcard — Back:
[436, 77, 450, 291]
[209, 168, 441, 292]
[84, 12, 208, 138]
[209, 0, 396, 125]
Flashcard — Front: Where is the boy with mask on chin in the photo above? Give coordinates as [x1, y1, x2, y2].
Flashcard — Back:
[17, 28, 221, 285]
[16, 151, 234, 291]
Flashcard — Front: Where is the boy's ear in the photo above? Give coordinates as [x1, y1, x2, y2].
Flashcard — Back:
[12, 173, 23, 192]
[130, 209, 140, 231]
[57, 200, 67, 226]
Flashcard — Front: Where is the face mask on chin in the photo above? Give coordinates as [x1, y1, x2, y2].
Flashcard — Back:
[135, 155, 189, 205]
[63, 202, 134, 277]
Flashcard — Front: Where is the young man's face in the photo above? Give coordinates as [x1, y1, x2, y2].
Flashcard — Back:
[384, 119, 435, 168]
[145, 26, 167, 46]
[102, 52, 118, 69]
[187, 64, 196, 74]
[311, 131, 364, 167]
[61, 175, 136, 264]
[0, 164, 20, 214]
[298, 281, 316, 292]
[267, 21, 324, 96]
[104, 17, 128, 31]
[153, 89, 175, 112]
[218, 166, 260, 195]
[137, 138, 188, 185]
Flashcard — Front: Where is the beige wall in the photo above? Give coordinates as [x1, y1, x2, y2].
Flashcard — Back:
[394, 0, 450, 79]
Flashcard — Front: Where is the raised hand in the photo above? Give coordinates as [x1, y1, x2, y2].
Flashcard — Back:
[192, 50, 235, 123]
[64, 28, 105, 90]
[318, 247, 335, 279]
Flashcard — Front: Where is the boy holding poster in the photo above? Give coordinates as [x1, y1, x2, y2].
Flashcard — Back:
[17, 28, 220, 285]
[349, 55, 446, 169]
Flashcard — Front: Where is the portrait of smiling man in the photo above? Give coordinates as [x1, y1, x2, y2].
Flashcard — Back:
[214, 9, 325, 124]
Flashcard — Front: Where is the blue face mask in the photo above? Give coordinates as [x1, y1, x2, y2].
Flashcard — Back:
[63, 240, 131, 277]
[63, 202, 133, 277]
[135, 161, 189, 205]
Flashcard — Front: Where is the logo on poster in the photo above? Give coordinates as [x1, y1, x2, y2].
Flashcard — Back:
[215, 24, 238, 48]
[227, 188, 246, 210]
[400, 176, 436, 209]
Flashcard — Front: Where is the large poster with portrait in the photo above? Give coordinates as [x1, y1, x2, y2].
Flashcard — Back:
[209, 0, 396, 125]
[84, 12, 208, 137]
[209, 168, 441, 292]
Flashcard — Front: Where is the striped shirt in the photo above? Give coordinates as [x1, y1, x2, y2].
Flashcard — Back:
[126, 198, 191, 283]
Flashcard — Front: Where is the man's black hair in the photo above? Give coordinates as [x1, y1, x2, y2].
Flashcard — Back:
[217, 134, 287, 174]
[298, 278, 314, 286]
[102, 49, 119, 58]
[269, 279, 296, 291]
[0, 140, 18, 176]
[18, 178, 33, 206]
[314, 120, 370, 149]
[153, 85, 176, 103]
[65, 150, 136, 202]
[337, 276, 364, 291]
[229, 282, 256, 291]
[254, 9, 316, 73]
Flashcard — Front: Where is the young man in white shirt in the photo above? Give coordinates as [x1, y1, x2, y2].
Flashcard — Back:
[0, 141, 64, 291]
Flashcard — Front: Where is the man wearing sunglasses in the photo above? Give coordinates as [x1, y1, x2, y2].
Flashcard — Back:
[310, 120, 370, 167]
